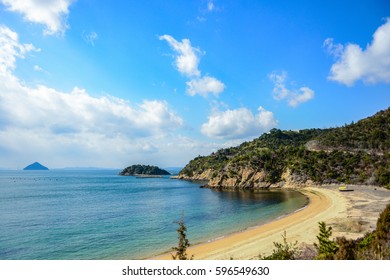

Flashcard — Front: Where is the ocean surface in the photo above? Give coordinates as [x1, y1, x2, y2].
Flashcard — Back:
[0, 170, 307, 260]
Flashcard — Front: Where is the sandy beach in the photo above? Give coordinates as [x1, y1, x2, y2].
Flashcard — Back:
[152, 185, 390, 260]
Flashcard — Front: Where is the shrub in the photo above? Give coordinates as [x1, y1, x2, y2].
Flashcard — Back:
[260, 231, 299, 260]
[334, 237, 357, 260]
[373, 203, 390, 259]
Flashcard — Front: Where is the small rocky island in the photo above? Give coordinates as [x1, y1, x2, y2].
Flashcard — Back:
[119, 164, 171, 177]
[23, 162, 49, 170]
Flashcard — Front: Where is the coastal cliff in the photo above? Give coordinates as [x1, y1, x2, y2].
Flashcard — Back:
[178, 108, 390, 189]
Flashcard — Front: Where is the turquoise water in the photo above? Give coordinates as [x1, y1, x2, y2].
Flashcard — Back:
[0, 170, 307, 259]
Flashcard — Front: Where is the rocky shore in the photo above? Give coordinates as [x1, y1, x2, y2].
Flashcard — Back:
[177, 167, 315, 189]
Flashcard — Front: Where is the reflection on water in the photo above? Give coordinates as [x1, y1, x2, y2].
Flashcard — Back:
[211, 188, 300, 203]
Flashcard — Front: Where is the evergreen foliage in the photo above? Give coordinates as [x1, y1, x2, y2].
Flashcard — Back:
[318, 108, 390, 153]
[314, 222, 338, 260]
[179, 108, 390, 188]
[119, 164, 170, 176]
[373, 203, 390, 258]
[317, 204, 390, 260]
[260, 204, 390, 260]
[171, 214, 193, 260]
[260, 231, 299, 260]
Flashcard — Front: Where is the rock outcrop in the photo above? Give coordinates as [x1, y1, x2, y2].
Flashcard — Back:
[179, 167, 311, 189]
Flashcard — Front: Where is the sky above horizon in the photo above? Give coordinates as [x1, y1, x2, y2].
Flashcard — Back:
[0, 0, 389, 169]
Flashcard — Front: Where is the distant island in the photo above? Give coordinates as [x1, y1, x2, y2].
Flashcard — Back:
[119, 164, 171, 176]
[23, 162, 49, 171]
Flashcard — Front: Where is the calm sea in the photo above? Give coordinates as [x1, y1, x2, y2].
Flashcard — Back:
[0, 170, 307, 259]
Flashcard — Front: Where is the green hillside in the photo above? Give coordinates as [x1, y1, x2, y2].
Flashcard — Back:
[119, 164, 171, 176]
[179, 108, 390, 189]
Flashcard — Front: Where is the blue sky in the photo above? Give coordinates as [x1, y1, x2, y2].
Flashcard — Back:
[0, 0, 389, 169]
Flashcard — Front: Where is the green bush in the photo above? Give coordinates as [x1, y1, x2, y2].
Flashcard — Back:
[260, 231, 299, 260]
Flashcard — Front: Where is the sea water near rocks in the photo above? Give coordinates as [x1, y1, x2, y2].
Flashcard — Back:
[0, 170, 307, 259]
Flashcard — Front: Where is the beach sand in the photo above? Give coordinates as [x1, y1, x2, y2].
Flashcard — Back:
[152, 185, 390, 260]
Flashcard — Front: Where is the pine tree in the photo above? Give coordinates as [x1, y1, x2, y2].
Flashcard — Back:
[171, 213, 193, 260]
[314, 221, 338, 259]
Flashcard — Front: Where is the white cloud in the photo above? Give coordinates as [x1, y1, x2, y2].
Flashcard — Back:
[33, 65, 43, 72]
[269, 71, 314, 107]
[201, 106, 278, 139]
[288, 87, 314, 107]
[83, 31, 98, 46]
[159, 34, 201, 77]
[323, 38, 344, 58]
[207, 0, 215, 12]
[0, 84, 184, 139]
[0, 25, 188, 168]
[0, 0, 74, 35]
[196, 16, 206, 22]
[326, 18, 390, 86]
[160, 34, 225, 98]
[0, 25, 39, 75]
[186, 76, 225, 97]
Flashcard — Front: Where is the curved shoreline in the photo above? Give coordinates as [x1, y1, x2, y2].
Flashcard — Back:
[151, 187, 346, 260]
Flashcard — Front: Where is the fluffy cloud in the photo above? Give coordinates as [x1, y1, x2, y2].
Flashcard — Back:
[186, 76, 225, 97]
[0, 0, 74, 35]
[0, 80, 185, 166]
[325, 18, 390, 86]
[201, 106, 278, 139]
[0, 85, 183, 137]
[0, 25, 39, 74]
[160, 34, 225, 97]
[0, 25, 187, 168]
[269, 71, 314, 107]
[159, 34, 201, 77]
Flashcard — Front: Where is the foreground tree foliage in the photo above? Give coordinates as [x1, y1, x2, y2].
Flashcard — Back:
[171, 214, 193, 260]
[372, 203, 390, 258]
[322, 204, 390, 260]
[262, 204, 390, 260]
[314, 222, 338, 260]
[334, 237, 357, 260]
[335, 204, 390, 260]
[260, 231, 299, 260]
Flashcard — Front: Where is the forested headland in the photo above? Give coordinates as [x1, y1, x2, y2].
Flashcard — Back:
[179, 107, 390, 189]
